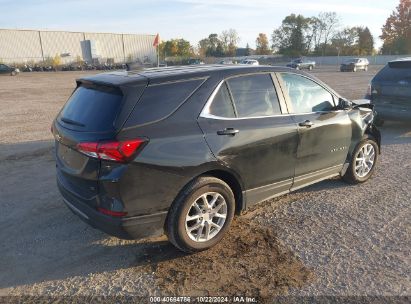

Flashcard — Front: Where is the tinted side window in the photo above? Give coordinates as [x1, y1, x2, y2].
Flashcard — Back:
[124, 78, 204, 127]
[227, 74, 281, 117]
[280, 73, 334, 113]
[209, 82, 235, 118]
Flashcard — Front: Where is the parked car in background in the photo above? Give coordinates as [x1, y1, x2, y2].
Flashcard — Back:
[52, 65, 380, 253]
[366, 57, 411, 122]
[286, 58, 316, 70]
[188, 58, 205, 65]
[0, 63, 19, 76]
[240, 59, 259, 65]
[219, 60, 234, 65]
[340, 58, 369, 72]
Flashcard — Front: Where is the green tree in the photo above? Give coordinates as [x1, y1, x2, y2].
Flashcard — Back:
[215, 43, 225, 57]
[245, 43, 251, 56]
[220, 29, 240, 56]
[159, 40, 178, 57]
[255, 33, 271, 55]
[329, 26, 375, 56]
[380, 0, 411, 54]
[271, 14, 311, 56]
[177, 39, 192, 57]
[159, 39, 193, 59]
[198, 38, 210, 58]
[208, 34, 220, 56]
[198, 33, 227, 57]
[331, 27, 358, 55]
[357, 27, 374, 55]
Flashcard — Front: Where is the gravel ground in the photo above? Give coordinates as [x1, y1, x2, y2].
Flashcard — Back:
[0, 67, 410, 299]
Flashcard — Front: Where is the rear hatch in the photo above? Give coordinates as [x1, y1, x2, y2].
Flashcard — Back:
[372, 60, 411, 108]
[53, 76, 146, 206]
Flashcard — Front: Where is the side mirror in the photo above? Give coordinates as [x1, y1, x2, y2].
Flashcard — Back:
[338, 98, 352, 110]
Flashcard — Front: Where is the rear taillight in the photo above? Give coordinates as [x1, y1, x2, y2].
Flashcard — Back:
[98, 207, 127, 217]
[77, 138, 147, 162]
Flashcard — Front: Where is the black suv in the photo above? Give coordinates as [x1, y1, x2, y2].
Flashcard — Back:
[367, 58, 411, 122]
[52, 65, 381, 252]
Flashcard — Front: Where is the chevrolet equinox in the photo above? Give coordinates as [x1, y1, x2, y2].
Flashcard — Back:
[52, 65, 381, 252]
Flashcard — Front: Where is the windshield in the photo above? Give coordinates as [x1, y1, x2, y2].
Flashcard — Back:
[344, 59, 359, 63]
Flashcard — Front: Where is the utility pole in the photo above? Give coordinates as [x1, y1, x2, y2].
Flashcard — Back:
[38, 31, 45, 63]
[153, 33, 160, 67]
[157, 45, 160, 67]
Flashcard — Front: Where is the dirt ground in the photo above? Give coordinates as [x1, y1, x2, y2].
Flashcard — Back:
[0, 66, 410, 299]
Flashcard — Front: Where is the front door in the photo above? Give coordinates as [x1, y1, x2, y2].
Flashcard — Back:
[277, 72, 352, 190]
[198, 73, 299, 205]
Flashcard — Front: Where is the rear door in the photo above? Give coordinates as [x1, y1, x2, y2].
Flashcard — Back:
[198, 73, 299, 205]
[277, 72, 351, 190]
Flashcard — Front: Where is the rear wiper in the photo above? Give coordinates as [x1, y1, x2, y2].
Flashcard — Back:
[60, 117, 85, 127]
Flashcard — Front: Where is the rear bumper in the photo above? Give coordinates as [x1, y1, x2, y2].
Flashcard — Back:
[57, 179, 167, 240]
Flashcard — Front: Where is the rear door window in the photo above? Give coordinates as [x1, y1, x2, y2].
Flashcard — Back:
[58, 85, 123, 132]
[226, 74, 281, 117]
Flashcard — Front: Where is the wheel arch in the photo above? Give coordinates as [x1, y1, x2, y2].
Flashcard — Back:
[169, 166, 245, 217]
[365, 125, 381, 153]
[198, 169, 244, 215]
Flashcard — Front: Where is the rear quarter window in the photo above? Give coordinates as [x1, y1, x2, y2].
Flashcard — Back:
[124, 78, 205, 127]
[58, 85, 123, 132]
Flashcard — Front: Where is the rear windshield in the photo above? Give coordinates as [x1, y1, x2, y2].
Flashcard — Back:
[374, 63, 411, 82]
[59, 84, 123, 132]
[124, 78, 205, 127]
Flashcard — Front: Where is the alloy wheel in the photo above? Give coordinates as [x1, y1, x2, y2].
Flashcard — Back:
[185, 192, 227, 242]
[355, 143, 375, 178]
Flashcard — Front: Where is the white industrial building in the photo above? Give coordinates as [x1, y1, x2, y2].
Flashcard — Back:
[0, 29, 157, 65]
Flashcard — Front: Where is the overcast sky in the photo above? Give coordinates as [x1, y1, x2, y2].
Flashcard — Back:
[0, 0, 398, 49]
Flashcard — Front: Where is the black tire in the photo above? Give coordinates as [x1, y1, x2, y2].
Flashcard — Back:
[342, 138, 379, 184]
[166, 176, 235, 253]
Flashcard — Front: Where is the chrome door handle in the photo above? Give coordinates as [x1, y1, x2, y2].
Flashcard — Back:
[217, 128, 239, 136]
[299, 120, 314, 128]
